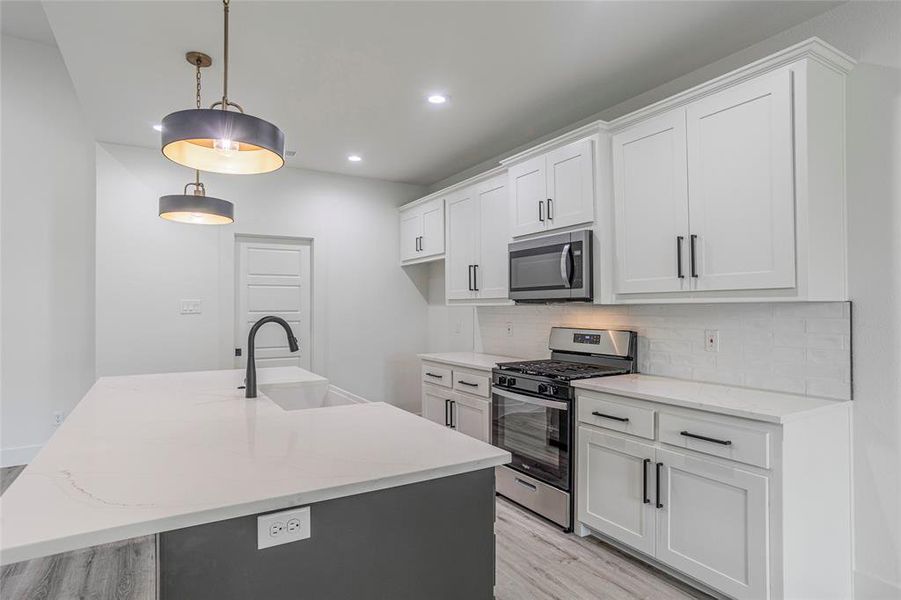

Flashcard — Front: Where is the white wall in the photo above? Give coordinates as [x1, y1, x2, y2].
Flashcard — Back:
[427, 3, 901, 596]
[0, 34, 96, 466]
[95, 143, 427, 411]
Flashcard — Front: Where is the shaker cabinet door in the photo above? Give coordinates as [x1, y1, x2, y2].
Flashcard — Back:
[686, 68, 796, 291]
[612, 110, 690, 294]
[655, 448, 769, 600]
[577, 426, 657, 556]
[509, 155, 548, 237]
[400, 210, 422, 262]
[475, 176, 510, 300]
[546, 138, 594, 230]
[446, 190, 478, 300]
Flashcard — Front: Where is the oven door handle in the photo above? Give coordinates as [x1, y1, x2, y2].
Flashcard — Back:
[492, 387, 569, 410]
[559, 243, 573, 288]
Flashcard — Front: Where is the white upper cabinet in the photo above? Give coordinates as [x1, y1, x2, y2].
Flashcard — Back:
[608, 40, 854, 302]
[613, 110, 689, 294]
[398, 196, 445, 264]
[687, 69, 796, 291]
[509, 138, 595, 237]
[445, 188, 478, 301]
[445, 174, 511, 303]
[509, 155, 547, 237]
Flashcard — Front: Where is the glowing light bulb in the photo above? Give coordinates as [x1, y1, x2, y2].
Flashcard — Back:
[213, 138, 239, 157]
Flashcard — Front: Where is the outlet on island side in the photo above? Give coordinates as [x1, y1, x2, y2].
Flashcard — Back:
[505, 322, 514, 337]
[257, 506, 311, 549]
[704, 329, 719, 352]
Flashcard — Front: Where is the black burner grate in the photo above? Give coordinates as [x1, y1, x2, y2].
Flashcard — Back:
[496, 360, 629, 382]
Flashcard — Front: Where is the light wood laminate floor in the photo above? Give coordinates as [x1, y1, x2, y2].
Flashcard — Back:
[1, 466, 708, 600]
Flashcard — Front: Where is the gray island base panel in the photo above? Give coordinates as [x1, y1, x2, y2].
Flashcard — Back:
[159, 468, 496, 600]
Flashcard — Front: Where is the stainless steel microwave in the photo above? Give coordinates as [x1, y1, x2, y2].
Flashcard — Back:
[508, 229, 592, 302]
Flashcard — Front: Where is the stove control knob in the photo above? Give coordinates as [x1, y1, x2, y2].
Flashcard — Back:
[498, 376, 508, 386]
[547, 385, 558, 396]
[537, 383, 548, 395]
[508, 377, 516, 387]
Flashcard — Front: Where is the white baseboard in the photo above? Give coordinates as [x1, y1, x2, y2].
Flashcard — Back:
[1, 444, 41, 467]
[855, 569, 901, 600]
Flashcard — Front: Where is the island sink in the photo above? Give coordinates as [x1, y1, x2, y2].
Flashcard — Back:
[258, 380, 362, 411]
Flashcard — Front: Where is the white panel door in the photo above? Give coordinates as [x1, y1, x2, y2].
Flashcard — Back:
[687, 68, 796, 291]
[509, 154, 548, 237]
[399, 210, 422, 262]
[452, 395, 490, 442]
[236, 238, 311, 369]
[577, 426, 657, 556]
[422, 387, 450, 427]
[420, 199, 445, 258]
[445, 189, 477, 300]
[475, 176, 510, 300]
[612, 110, 690, 294]
[655, 448, 769, 600]
[546, 138, 595, 230]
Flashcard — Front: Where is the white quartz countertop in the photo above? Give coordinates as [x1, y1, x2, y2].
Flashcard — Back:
[0, 367, 510, 566]
[572, 374, 849, 424]
[418, 352, 522, 371]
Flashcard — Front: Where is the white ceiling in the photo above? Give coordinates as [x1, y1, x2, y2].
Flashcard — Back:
[23, 1, 842, 184]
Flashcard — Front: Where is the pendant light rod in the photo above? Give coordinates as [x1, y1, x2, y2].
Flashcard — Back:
[222, 0, 229, 109]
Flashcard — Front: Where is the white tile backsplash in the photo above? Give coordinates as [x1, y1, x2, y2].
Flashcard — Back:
[475, 302, 851, 400]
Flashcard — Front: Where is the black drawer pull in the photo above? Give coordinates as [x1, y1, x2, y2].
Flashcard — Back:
[591, 411, 629, 423]
[425, 372, 444, 379]
[642, 458, 650, 504]
[680, 431, 732, 446]
[457, 380, 479, 387]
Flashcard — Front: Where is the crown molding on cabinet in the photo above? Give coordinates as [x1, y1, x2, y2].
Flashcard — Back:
[399, 165, 508, 212]
[609, 36, 855, 132]
[498, 120, 607, 167]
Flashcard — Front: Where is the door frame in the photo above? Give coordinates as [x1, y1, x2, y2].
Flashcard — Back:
[218, 232, 324, 376]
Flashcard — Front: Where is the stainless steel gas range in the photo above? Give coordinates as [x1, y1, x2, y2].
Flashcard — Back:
[491, 327, 637, 531]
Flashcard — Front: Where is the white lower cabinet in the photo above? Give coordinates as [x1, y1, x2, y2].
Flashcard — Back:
[578, 427, 656, 555]
[655, 448, 768, 599]
[576, 388, 853, 600]
[420, 360, 493, 443]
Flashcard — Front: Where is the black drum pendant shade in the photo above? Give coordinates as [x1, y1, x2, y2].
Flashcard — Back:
[160, 0, 285, 175]
[159, 193, 234, 225]
[161, 108, 285, 175]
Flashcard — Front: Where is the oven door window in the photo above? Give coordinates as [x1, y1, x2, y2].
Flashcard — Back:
[492, 391, 570, 490]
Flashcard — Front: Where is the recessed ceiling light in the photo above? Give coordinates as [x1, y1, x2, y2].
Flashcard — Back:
[347, 154, 362, 162]
[427, 94, 448, 105]
[153, 124, 163, 131]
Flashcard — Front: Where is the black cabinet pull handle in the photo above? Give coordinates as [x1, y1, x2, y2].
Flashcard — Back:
[676, 236, 684, 279]
[547, 198, 554, 220]
[467, 265, 473, 291]
[680, 430, 732, 446]
[656, 462, 664, 509]
[689, 234, 698, 278]
[642, 458, 651, 504]
[444, 399, 450, 427]
[591, 411, 629, 423]
[449, 400, 456, 428]
[473, 264, 479, 291]
[538, 201, 545, 222]
[425, 372, 443, 379]
[419, 236, 423, 251]
[457, 380, 478, 387]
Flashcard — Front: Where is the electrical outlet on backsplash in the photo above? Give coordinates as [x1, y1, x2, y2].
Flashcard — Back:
[473, 302, 852, 400]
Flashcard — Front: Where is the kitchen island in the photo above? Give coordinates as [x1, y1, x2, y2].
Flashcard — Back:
[0, 367, 510, 600]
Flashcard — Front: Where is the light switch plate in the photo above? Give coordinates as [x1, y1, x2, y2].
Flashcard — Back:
[257, 506, 310, 549]
[179, 299, 202, 315]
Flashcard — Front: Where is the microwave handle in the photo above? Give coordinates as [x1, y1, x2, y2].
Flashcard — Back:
[560, 243, 573, 288]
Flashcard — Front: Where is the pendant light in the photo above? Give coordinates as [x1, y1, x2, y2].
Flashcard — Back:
[159, 53, 235, 225]
[160, 0, 285, 175]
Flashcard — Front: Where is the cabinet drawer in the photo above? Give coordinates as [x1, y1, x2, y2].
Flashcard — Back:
[658, 412, 770, 469]
[578, 392, 655, 440]
[421, 363, 452, 388]
[453, 371, 490, 398]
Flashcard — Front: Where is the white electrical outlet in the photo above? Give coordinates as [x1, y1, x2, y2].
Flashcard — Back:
[257, 506, 310, 549]
[505, 322, 514, 337]
[179, 299, 202, 315]
[704, 329, 719, 352]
